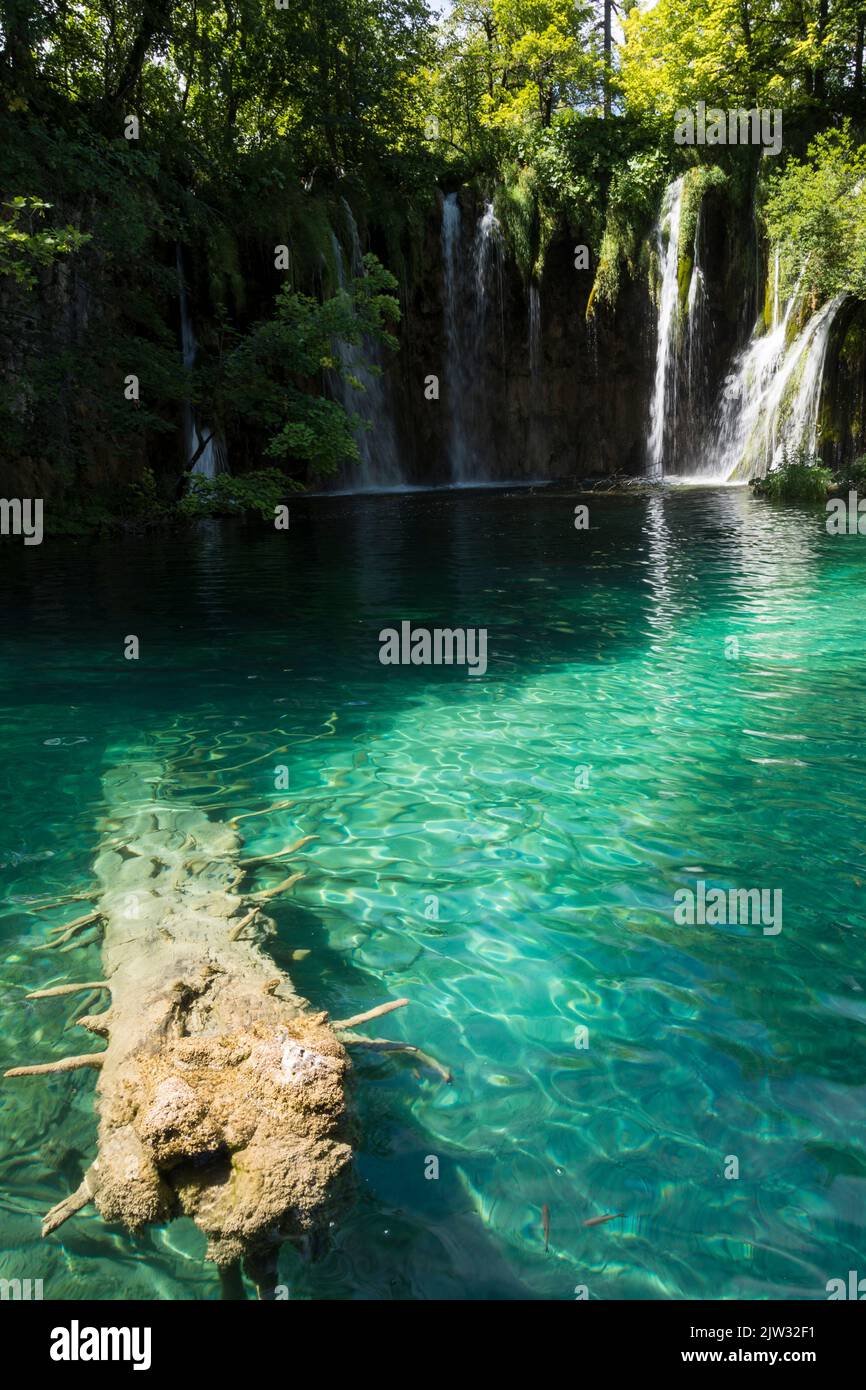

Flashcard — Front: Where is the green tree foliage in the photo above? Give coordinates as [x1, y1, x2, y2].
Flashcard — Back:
[0, 196, 89, 285]
[223, 254, 400, 474]
[765, 126, 866, 301]
[428, 0, 601, 168]
[176, 469, 294, 520]
[620, 0, 866, 118]
[750, 447, 832, 500]
[0, 0, 429, 491]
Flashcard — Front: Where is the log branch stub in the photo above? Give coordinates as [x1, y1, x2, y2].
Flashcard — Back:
[42, 1171, 97, 1237]
[346, 1035, 452, 1083]
[4, 1053, 104, 1078]
[333, 998, 410, 1031]
[26, 981, 109, 1000]
[250, 870, 305, 902]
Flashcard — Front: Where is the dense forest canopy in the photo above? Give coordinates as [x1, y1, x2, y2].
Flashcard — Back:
[2, 0, 866, 509]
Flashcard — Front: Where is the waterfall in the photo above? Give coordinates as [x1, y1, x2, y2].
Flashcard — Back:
[474, 201, 505, 358]
[684, 202, 708, 407]
[673, 201, 716, 475]
[176, 246, 227, 478]
[647, 177, 685, 478]
[529, 283, 541, 378]
[441, 192, 472, 481]
[685, 260, 707, 396]
[705, 277, 844, 480]
[327, 208, 403, 491]
[340, 196, 364, 277]
[439, 194, 506, 483]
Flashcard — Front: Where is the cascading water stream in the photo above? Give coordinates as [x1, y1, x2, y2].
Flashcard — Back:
[327, 208, 403, 491]
[441, 193, 472, 481]
[683, 202, 710, 424]
[176, 246, 227, 478]
[440, 194, 505, 483]
[529, 284, 541, 379]
[474, 201, 504, 355]
[647, 177, 685, 478]
[705, 271, 844, 480]
[644, 184, 841, 484]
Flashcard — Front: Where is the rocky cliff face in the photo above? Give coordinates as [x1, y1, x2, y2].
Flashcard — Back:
[386, 191, 656, 485]
[0, 229, 162, 510]
[821, 299, 866, 468]
[4, 179, 866, 506]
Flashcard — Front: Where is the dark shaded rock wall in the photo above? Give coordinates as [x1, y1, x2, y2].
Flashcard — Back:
[821, 299, 866, 468]
[387, 191, 657, 484]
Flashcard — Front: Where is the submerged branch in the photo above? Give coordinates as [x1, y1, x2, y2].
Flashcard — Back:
[35, 911, 104, 951]
[229, 800, 294, 827]
[238, 834, 317, 867]
[5, 1053, 103, 1077]
[26, 981, 109, 999]
[333, 998, 409, 1031]
[228, 906, 261, 941]
[345, 1035, 452, 1083]
[251, 871, 305, 902]
[42, 1173, 96, 1237]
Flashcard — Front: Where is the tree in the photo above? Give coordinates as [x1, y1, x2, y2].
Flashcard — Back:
[223, 254, 400, 476]
[619, 0, 866, 119]
[765, 125, 866, 301]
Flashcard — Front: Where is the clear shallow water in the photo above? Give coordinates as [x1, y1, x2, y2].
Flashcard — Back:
[1, 488, 865, 1300]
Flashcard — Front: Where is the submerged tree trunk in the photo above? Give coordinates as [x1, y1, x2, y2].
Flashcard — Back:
[8, 752, 447, 1289]
[14, 761, 354, 1286]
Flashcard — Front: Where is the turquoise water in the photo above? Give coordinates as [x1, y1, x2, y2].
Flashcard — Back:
[1, 486, 865, 1300]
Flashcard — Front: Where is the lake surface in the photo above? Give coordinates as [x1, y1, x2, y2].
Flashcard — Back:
[1, 486, 865, 1300]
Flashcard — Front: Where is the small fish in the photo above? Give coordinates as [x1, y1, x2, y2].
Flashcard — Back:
[582, 1212, 625, 1228]
[542, 1203, 550, 1253]
[0, 849, 55, 869]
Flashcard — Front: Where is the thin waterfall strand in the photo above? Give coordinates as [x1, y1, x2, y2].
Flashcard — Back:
[441, 193, 472, 482]
[327, 210, 403, 492]
[529, 284, 541, 379]
[647, 177, 685, 478]
[176, 246, 227, 478]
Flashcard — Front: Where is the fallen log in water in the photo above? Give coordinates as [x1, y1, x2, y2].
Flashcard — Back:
[7, 760, 433, 1293]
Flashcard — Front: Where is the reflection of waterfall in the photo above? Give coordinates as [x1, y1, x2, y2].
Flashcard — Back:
[440, 194, 505, 483]
[647, 177, 685, 478]
[176, 246, 227, 478]
[644, 493, 679, 642]
[328, 206, 403, 491]
[706, 282, 844, 480]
